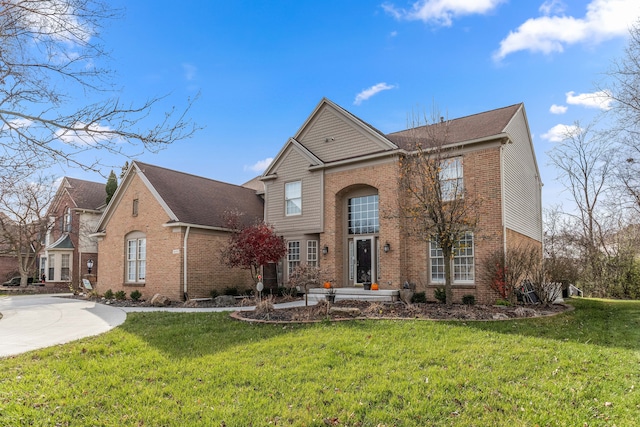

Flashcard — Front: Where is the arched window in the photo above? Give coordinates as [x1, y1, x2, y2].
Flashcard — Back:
[125, 231, 146, 283]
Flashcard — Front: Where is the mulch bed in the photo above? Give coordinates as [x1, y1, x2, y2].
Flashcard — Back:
[233, 299, 571, 323]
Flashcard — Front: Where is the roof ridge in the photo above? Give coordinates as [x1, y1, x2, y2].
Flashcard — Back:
[134, 161, 255, 191]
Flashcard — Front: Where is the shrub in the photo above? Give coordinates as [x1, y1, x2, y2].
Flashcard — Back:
[210, 289, 219, 299]
[411, 291, 427, 304]
[130, 290, 142, 301]
[434, 287, 446, 304]
[462, 294, 475, 305]
[103, 289, 114, 300]
[115, 290, 126, 300]
[495, 299, 511, 306]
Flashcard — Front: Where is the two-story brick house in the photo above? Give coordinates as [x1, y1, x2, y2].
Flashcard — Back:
[42, 177, 106, 288]
[93, 161, 264, 301]
[261, 98, 542, 304]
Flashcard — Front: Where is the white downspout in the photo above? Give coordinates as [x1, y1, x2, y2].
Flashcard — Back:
[183, 226, 191, 300]
[500, 144, 508, 254]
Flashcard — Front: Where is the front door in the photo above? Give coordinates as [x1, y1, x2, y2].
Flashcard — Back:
[355, 238, 374, 286]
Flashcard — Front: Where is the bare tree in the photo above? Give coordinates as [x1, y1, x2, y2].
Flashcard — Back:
[397, 109, 480, 304]
[0, 0, 197, 181]
[0, 175, 56, 286]
[547, 122, 615, 293]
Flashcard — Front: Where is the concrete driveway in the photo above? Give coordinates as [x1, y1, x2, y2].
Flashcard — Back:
[0, 294, 127, 358]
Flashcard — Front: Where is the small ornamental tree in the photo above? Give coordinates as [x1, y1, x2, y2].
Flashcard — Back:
[221, 211, 287, 289]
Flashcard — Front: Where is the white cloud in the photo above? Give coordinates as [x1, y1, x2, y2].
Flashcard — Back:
[541, 123, 581, 142]
[1, 118, 33, 130]
[550, 104, 568, 114]
[55, 122, 120, 146]
[23, 0, 93, 44]
[383, 0, 506, 26]
[244, 157, 273, 173]
[353, 82, 396, 105]
[494, 0, 640, 60]
[182, 63, 197, 81]
[565, 90, 613, 110]
[539, 0, 566, 16]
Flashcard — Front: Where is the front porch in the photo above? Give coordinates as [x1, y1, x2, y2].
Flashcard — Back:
[308, 287, 399, 302]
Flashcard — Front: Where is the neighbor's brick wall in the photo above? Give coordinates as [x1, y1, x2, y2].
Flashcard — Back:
[0, 254, 18, 281]
[97, 172, 183, 301]
[186, 229, 254, 298]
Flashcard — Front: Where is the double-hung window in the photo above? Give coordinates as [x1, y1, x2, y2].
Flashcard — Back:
[63, 207, 72, 232]
[61, 254, 70, 281]
[307, 240, 318, 267]
[127, 237, 146, 283]
[440, 157, 463, 201]
[285, 181, 302, 216]
[48, 254, 55, 281]
[430, 232, 474, 283]
[288, 241, 300, 275]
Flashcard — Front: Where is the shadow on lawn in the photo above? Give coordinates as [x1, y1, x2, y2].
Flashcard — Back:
[454, 298, 640, 351]
[118, 311, 304, 358]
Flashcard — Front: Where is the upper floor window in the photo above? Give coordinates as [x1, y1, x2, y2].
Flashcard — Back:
[63, 207, 72, 232]
[285, 181, 302, 216]
[440, 157, 464, 201]
[348, 195, 379, 235]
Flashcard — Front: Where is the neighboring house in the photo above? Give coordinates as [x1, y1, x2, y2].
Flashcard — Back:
[261, 98, 542, 304]
[42, 177, 106, 288]
[93, 161, 264, 301]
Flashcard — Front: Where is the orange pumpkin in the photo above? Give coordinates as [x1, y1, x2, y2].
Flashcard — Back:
[371, 283, 379, 291]
[323, 282, 332, 289]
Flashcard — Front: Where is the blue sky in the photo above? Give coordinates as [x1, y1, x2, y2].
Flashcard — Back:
[56, 0, 640, 209]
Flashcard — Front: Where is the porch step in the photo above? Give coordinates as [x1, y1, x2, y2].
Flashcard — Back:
[308, 287, 399, 302]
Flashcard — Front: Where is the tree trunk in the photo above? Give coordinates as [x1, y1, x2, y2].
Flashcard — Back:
[444, 249, 454, 305]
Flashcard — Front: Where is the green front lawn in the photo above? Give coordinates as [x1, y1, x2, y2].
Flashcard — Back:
[1, 299, 639, 426]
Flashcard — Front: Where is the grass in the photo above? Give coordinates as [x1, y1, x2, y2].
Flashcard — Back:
[0, 298, 639, 426]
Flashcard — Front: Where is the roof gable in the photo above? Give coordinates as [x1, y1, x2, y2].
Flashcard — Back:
[293, 98, 397, 163]
[98, 161, 264, 231]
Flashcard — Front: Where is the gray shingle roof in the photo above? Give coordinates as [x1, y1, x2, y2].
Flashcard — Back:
[385, 103, 522, 149]
[65, 178, 106, 210]
[135, 162, 263, 228]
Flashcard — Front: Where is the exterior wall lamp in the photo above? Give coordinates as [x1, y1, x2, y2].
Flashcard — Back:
[383, 243, 391, 253]
[322, 245, 329, 255]
[87, 259, 94, 274]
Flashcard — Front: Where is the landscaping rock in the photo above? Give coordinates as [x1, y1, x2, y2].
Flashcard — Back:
[515, 307, 539, 318]
[329, 306, 361, 317]
[182, 299, 199, 308]
[150, 293, 171, 307]
[492, 313, 509, 320]
[214, 295, 237, 307]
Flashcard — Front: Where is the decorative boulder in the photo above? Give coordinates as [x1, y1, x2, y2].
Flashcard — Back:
[515, 307, 539, 318]
[329, 307, 361, 317]
[150, 293, 171, 307]
[492, 313, 509, 320]
[214, 295, 237, 307]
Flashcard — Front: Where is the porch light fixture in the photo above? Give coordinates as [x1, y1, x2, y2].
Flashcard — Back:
[87, 259, 94, 274]
[383, 243, 391, 253]
[322, 245, 329, 256]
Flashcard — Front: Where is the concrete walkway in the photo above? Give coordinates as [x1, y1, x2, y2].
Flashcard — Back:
[0, 294, 322, 358]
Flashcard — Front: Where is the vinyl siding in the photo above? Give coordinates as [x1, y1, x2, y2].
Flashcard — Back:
[265, 146, 323, 234]
[298, 105, 391, 163]
[502, 108, 543, 242]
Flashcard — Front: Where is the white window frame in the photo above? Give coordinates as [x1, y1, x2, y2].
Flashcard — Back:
[48, 254, 55, 281]
[61, 254, 70, 281]
[127, 237, 146, 283]
[287, 241, 300, 275]
[307, 240, 318, 267]
[285, 181, 302, 216]
[440, 157, 464, 201]
[430, 232, 474, 284]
